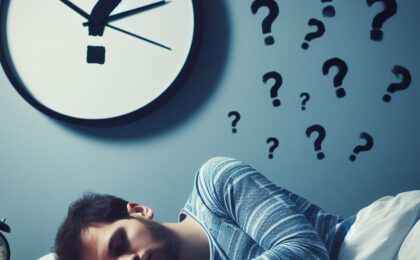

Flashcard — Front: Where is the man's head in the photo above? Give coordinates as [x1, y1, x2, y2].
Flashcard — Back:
[55, 192, 179, 260]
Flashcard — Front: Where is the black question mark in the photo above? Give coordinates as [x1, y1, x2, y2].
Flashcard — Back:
[349, 132, 374, 161]
[321, 0, 336, 17]
[302, 18, 326, 50]
[366, 0, 397, 41]
[306, 124, 326, 160]
[322, 57, 348, 98]
[262, 71, 283, 107]
[300, 92, 311, 111]
[251, 0, 279, 46]
[266, 137, 279, 159]
[228, 111, 241, 133]
[87, 0, 122, 64]
[383, 65, 412, 103]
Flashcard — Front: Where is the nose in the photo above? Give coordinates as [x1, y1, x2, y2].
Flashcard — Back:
[118, 254, 141, 260]
[131, 255, 141, 260]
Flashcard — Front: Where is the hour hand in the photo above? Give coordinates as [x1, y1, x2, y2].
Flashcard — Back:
[82, 0, 170, 27]
[60, 0, 90, 19]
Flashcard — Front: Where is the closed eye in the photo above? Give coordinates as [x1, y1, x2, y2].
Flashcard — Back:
[108, 227, 129, 257]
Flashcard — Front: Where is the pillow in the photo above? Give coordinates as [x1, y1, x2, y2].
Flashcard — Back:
[397, 220, 420, 260]
[338, 190, 420, 260]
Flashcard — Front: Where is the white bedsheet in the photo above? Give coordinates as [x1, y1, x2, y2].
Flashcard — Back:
[338, 190, 420, 260]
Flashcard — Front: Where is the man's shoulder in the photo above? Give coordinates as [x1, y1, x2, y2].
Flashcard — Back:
[196, 156, 243, 184]
[195, 156, 260, 196]
[183, 157, 241, 219]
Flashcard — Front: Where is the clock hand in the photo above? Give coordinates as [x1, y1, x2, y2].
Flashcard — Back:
[60, 0, 171, 50]
[105, 24, 172, 50]
[82, 0, 170, 27]
[59, 0, 90, 19]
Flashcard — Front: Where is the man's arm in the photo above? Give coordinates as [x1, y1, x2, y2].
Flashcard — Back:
[196, 157, 329, 260]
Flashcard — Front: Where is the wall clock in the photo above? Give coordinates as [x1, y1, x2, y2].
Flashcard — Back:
[0, 0, 199, 126]
[0, 218, 10, 260]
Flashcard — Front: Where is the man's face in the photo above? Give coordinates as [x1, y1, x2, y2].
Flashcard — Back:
[80, 217, 179, 260]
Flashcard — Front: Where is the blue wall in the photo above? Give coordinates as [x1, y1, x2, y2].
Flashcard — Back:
[0, 0, 419, 259]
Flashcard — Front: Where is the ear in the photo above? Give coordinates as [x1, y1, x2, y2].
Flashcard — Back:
[127, 202, 154, 220]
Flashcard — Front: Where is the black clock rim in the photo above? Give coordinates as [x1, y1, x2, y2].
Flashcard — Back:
[0, 233, 10, 260]
[0, 0, 202, 127]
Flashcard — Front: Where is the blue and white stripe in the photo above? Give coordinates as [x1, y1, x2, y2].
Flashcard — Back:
[179, 157, 355, 260]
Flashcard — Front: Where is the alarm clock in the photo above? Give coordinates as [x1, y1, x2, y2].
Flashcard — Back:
[0, 0, 200, 126]
[0, 218, 10, 260]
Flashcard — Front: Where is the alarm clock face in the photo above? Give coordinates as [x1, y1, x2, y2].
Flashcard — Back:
[0, 0, 197, 122]
[0, 233, 9, 260]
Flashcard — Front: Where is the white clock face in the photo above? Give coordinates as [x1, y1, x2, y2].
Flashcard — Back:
[2, 0, 196, 121]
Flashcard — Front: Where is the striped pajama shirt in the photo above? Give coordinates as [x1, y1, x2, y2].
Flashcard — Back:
[179, 157, 355, 260]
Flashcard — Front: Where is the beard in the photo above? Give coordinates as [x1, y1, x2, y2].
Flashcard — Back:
[132, 217, 180, 260]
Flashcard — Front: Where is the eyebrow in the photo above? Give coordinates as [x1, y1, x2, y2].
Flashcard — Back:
[107, 227, 128, 257]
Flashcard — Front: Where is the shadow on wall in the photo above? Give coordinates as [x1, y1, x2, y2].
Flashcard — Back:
[56, 0, 231, 140]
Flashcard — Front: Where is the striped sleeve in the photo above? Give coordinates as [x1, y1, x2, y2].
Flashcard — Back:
[196, 157, 329, 260]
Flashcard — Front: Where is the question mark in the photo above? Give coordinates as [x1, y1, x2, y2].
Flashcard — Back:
[228, 111, 241, 133]
[383, 65, 412, 103]
[366, 0, 397, 41]
[305, 124, 326, 160]
[266, 137, 279, 159]
[251, 0, 279, 46]
[322, 57, 348, 98]
[86, 0, 122, 64]
[302, 18, 325, 50]
[262, 71, 283, 107]
[300, 93, 310, 111]
[349, 132, 374, 161]
[321, 0, 336, 17]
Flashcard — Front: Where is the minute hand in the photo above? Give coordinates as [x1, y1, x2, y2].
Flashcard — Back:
[83, 0, 169, 26]
[60, 0, 90, 19]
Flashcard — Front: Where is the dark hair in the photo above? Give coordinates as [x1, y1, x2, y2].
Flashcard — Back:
[54, 192, 130, 260]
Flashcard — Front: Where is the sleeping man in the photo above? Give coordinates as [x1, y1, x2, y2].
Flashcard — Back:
[52, 157, 420, 260]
